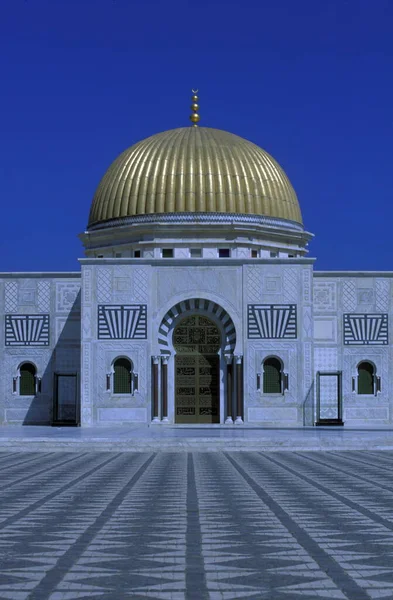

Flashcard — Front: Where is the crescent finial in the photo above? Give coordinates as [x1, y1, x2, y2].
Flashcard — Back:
[189, 89, 200, 127]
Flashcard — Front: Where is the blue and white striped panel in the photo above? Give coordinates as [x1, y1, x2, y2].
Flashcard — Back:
[248, 304, 297, 339]
[5, 314, 50, 346]
[344, 313, 388, 345]
[98, 305, 147, 339]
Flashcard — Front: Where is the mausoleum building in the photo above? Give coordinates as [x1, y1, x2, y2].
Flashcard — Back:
[1, 94, 390, 427]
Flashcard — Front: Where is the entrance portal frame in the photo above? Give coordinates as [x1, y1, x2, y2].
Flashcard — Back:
[156, 298, 238, 424]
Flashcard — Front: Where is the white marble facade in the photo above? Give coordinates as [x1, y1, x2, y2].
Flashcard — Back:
[2, 261, 392, 427]
[0, 274, 81, 425]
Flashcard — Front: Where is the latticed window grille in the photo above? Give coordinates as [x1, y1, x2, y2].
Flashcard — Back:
[357, 361, 374, 395]
[263, 357, 282, 394]
[19, 363, 36, 396]
[113, 358, 132, 394]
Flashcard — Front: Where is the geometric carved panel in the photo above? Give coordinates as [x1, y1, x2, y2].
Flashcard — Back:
[98, 305, 147, 339]
[313, 281, 337, 311]
[343, 313, 388, 345]
[4, 282, 18, 312]
[56, 282, 80, 312]
[342, 281, 357, 311]
[5, 314, 50, 346]
[248, 304, 297, 339]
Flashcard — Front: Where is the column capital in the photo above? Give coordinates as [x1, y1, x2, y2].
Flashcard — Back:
[224, 354, 233, 365]
[152, 355, 160, 364]
[235, 355, 243, 364]
[161, 355, 170, 364]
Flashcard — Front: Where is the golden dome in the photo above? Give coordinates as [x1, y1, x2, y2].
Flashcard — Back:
[88, 127, 302, 229]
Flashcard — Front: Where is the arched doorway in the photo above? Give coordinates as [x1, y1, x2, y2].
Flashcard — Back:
[173, 315, 221, 424]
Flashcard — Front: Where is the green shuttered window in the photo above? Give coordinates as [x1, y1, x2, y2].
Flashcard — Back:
[357, 362, 374, 395]
[114, 358, 132, 394]
[263, 357, 282, 394]
[20, 363, 36, 396]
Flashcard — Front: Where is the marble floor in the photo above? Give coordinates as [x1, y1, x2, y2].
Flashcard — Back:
[1, 451, 393, 599]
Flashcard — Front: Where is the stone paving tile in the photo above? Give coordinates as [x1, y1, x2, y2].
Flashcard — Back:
[0, 452, 393, 599]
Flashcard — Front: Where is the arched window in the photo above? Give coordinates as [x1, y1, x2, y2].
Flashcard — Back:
[263, 357, 283, 394]
[357, 361, 375, 395]
[113, 358, 133, 394]
[19, 363, 36, 396]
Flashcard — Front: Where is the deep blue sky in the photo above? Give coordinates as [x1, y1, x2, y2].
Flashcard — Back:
[0, 0, 392, 272]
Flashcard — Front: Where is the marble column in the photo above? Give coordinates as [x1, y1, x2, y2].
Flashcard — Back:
[161, 355, 169, 423]
[151, 356, 160, 424]
[225, 354, 234, 424]
[235, 355, 244, 424]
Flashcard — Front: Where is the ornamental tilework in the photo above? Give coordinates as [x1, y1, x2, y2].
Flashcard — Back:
[283, 268, 299, 302]
[314, 347, 338, 372]
[344, 313, 388, 345]
[246, 268, 263, 303]
[5, 314, 50, 346]
[56, 283, 80, 312]
[98, 305, 147, 339]
[357, 288, 374, 306]
[96, 269, 112, 303]
[37, 281, 51, 312]
[313, 281, 336, 311]
[303, 306, 313, 338]
[133, 269, 149, 302]
[376, 279, 390, 312]
[342, 281, 357, 311]
[303, 341, 312, 390]
[4, 282, 18, 312]
[248, 304, 297, 339]
[83, 268, 92, 304]
[302, 268, 312, 304]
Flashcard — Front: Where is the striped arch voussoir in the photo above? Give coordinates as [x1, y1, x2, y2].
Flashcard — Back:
[158, 298, 236, 355]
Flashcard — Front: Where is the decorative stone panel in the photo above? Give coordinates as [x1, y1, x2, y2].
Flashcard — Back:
[342, 281, 357, 311]
[5, 315, 50, 347]
[56, 283, 80, 313]
[98, 305, 147, 339]
[133, 268, 149, 302]
[343, 313, 388, 345]
[157, 267, 239, 311]
[246, 267, 263, 302]
[248, 304, 297, 339]
[314, 347, 338, 372]
[37, 281, 51, 312]
[302, 269, 312, 304]
[375, 279, 390, 312]
[5, 282, 18, 312]
[283, 268, 299, 302]
[357, 288, 374, 307]
[96, 269, 112, 303]
[313, 281, 336, 311]
[18, 281, 36, 306]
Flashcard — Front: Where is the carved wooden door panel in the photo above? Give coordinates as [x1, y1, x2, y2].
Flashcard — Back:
[174, 315, 220, 424]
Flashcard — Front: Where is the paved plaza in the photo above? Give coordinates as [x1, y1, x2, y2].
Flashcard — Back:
[0, 451, 393, 599]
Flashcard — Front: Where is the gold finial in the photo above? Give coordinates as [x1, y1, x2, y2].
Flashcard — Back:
[189, 88, 200, 127]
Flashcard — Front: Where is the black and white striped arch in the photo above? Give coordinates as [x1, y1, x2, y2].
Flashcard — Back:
[158, 298, 236, 355]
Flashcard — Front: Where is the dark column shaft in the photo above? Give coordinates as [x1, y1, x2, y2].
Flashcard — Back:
[227, 362, 233, 419]
[236, 359, 243, 420]
[152, 361, 159, 418]
[162, 361, 168, 419]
